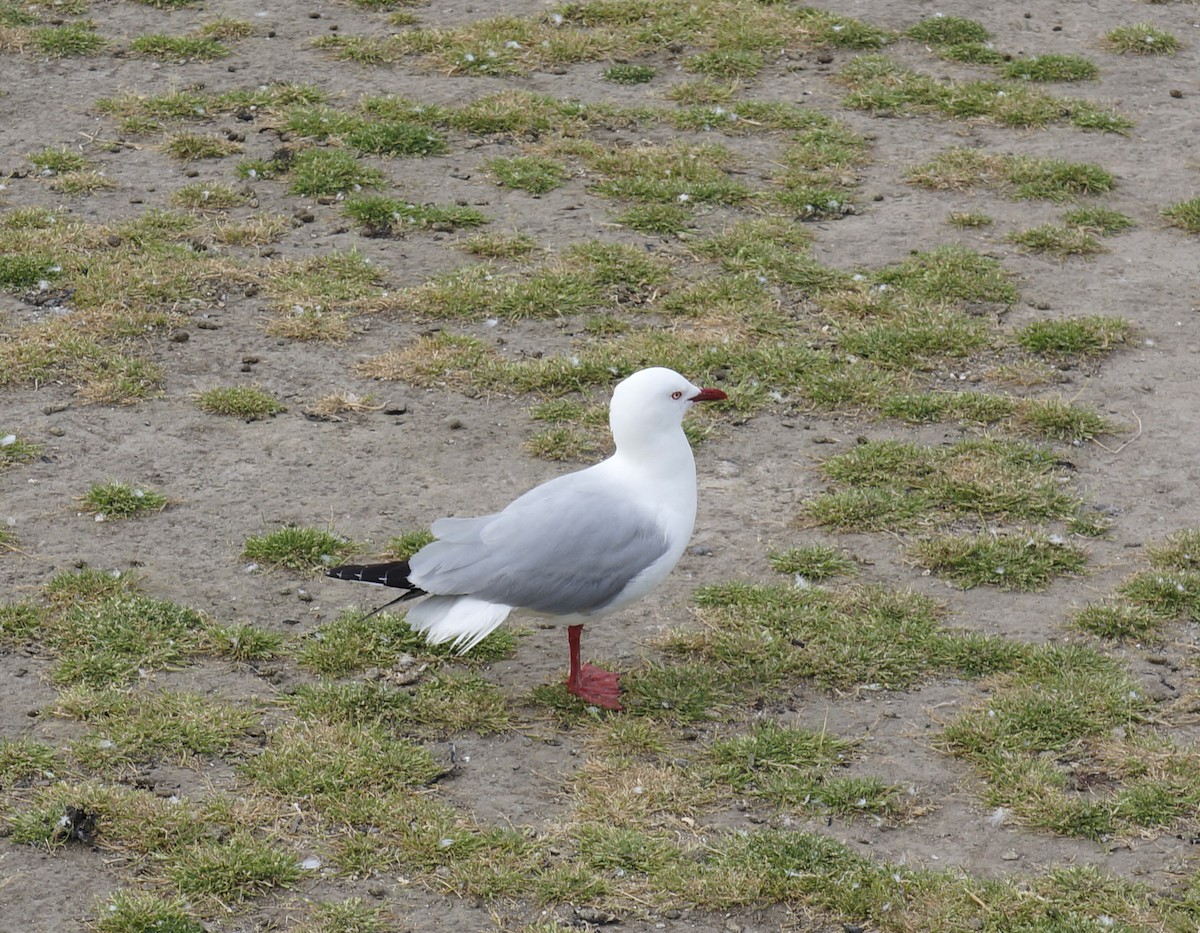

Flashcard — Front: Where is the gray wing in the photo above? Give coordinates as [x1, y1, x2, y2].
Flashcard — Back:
[408, 472, 670, 615]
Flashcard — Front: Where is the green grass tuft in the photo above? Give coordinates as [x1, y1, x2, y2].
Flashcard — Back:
[287, 148, 386, 196]
[32, 21, 106, 56]
[1016, 316, 1132, 358]
[910, 532, 1088, 590]
[80, 481, 167, 519]
[166, 832, 301, 903]
[242, 525, 359, 573]
[196, 385, 285, 420]
[296, 608, 516, 676]
[1163, 197, 1200, 235]
[0, 737, 61, 787]
[95, 891, 203, 933]
[163, 132, 242, 162]
[383, 529, 436, 560]
[1009, 224, 1105, 258]
[810, 437, 1079, 532]
[44, 593, 211, 687]
[1105, 22, 1180, 55]
[1, 431, 42, 468]
[1074, 602, 1166, 641]
[242, 720, 443, 798]
[679, 580, 1029, 696]
[129, 34, 229, 62]
[344, 195, 489, 235]
[1003, 54, 1098, 82]
[768, 545, 857, 582]
[906, 15, 989, 46]
[487, 155, 569, 194]
[603, 63, 655, 84]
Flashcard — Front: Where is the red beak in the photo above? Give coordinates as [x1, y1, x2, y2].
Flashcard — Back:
[689, 387, 727, 402]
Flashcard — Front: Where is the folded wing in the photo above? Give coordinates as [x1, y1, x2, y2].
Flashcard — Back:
[409, 473, 670, 616]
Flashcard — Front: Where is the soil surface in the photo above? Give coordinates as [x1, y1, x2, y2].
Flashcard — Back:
[2, 1, 1200, 931]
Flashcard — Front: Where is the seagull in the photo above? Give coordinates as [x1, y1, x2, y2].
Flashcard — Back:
[326, 366, 727, 710]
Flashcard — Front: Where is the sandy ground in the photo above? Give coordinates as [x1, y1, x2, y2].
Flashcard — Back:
[2, 0, 1200, 930]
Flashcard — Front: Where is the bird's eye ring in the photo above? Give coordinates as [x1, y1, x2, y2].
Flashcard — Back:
[671, 390, 683, 400]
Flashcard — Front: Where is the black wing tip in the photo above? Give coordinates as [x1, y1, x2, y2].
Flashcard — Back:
[325, 559, 423, 593]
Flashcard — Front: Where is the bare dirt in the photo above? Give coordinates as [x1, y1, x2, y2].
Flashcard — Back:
[2, 0, 1200, 931]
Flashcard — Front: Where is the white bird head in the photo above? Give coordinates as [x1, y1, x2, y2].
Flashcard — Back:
[608, 367, 726, 455]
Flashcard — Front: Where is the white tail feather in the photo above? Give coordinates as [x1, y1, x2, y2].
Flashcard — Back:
[405, 596, 513, 653]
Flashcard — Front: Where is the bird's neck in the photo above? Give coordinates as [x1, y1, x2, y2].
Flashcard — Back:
[610, 421, 693, 470]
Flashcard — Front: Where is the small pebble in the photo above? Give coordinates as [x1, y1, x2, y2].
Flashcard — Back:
[1170, 89, 1183, 99]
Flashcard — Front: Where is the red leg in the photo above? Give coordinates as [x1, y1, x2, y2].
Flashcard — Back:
[565, 623, 622, 710]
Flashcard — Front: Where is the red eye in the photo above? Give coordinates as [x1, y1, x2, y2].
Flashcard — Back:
[671, 390, 683, 400]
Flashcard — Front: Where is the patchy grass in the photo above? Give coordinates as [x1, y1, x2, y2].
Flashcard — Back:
[906, 15, 989, 46]
[768, 545, 857, 582]
[286, 148, 386, 196]
[283, 102, 449, 157]
[385, 240, 669, 321]
[1063, 205, 1134, 235]
[906, 148, 1115, 200]
[941, 647, 1165, 838]
[1003, 54, 1098, 82]
[243, 719, 443, 801]
[808, 438, 1080, 532]
[576, 139, 752, 206]
[28, 146, 113, 195]
[1009, 224, 1105, 258]
[199, 17, 253, 41]
[163, 132, 242, 162]
[1073, 530, 1200, 642]
[128, 34, 230, 62]
[0, 737, 60, 786]
[1, 432, 41, 468]
[94, 892, 204, 933]
[603, 63, 655, 84]
[1163, 197, 1200, 235]
[1104, 22, 1180, 55]
[80, 481, 167, 519]
[29, 145, 88, 174]
[674, 581, 1028, 697]
[1074, 602, 1165, 641]
[486, 155, 569, 194]
[871, 244, 1017, 304]
[5, 6, 1196, 925]
[165, 833, 301, 904]
[295, 608, 516, 676]
[839, 55, 1131, 132]
[196, 385, 285, 420]
[1016, 316, 1133, 359]
[344, 195, 489, 236]
[31, 21, 106, 56]
[56, 686, 261, 768]
[461, 231, 538, 259]
[615, 202, 692, 235]
[708, 722, 904, 817]
[383, 529, 436, 560]
[242, 525, 360, 573]
[910, 532, 1088, 590]
[32, 591, 212, 687]
[171, 182, 248, 211]
[947, 211, 992, 228]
